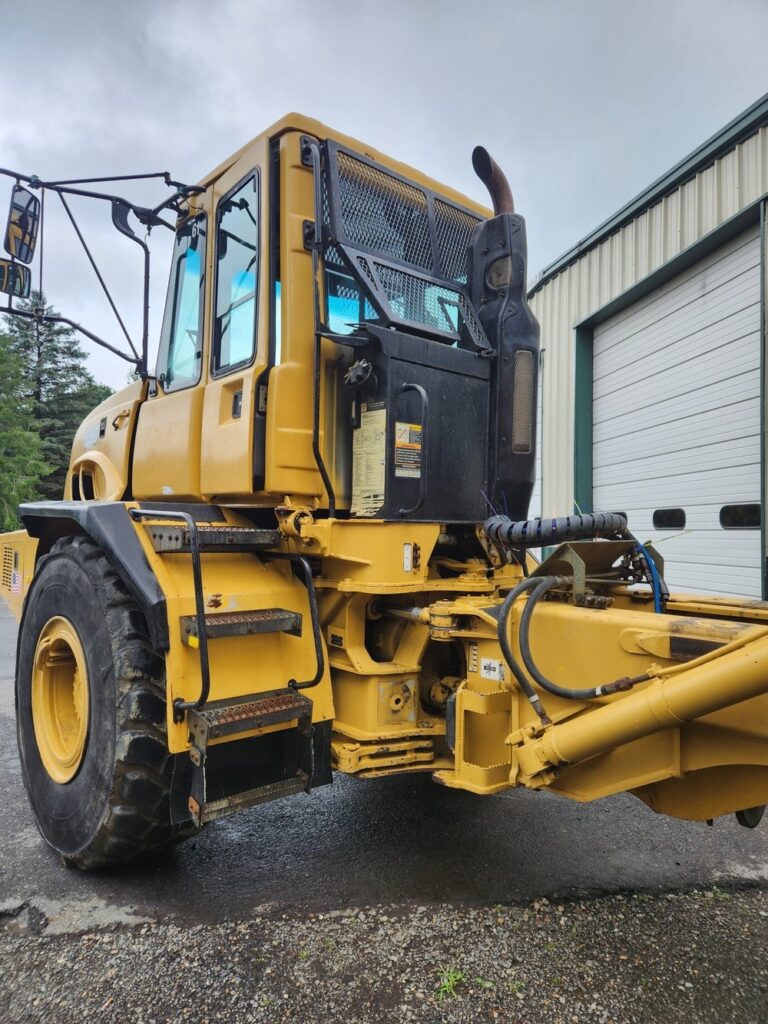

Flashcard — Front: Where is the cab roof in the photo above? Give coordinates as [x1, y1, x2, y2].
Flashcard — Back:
[199, 112, 491, 220]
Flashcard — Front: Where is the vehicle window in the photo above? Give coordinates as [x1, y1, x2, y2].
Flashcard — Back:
[157, 215, 206, 392]
[213, 175, 259, 374]
[324, 259, 379, 336]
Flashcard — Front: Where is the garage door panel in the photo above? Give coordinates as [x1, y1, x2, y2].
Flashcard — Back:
[593, 311, 757, 403]
[593, 368, 761, 432]
[667, 570, 761, 599]
[594, 414, 760, 472]
[594, 334, 759, 421]
[595, 309, 758, 401]
[596, 465, 760, 508]
[595, 269, 759, 374]
[595, 233, 760, 358]
[594, 447, 759, 487]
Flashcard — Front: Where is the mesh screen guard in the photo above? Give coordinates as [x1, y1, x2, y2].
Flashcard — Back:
[321, 141, 490, 349]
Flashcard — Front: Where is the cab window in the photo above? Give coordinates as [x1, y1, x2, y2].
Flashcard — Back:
[157, 214, 206, 392]
[212, 174, 259, 375]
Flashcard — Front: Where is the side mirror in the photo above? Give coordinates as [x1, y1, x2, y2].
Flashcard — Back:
[0, 257, 31, 297]
[4, 185, 41, 264]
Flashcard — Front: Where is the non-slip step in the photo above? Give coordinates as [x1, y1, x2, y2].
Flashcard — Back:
[145, 523, 281, 553]
[180, 608, 302, 646]
[188, 688, 312, 743]
[198, 773, 309, 824]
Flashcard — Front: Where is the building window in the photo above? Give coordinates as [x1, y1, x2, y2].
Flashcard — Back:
[720, 504, 761, 529]
[653, 508, 686, 529]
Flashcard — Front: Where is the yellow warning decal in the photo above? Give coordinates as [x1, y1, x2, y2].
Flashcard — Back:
[394, 421, 422, 479]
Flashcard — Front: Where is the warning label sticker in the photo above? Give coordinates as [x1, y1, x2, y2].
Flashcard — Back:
[480, 658, 505, 683]
[394, 421, 422, 478]
[351, 403, 386, 517]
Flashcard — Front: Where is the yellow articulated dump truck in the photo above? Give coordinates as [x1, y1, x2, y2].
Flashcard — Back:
[2, 114, 768, 870]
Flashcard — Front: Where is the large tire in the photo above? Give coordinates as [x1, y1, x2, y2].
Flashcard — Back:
[16, 534, 185, 869]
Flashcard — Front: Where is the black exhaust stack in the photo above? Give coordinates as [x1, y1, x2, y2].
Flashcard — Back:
[469, 146, 540, 521]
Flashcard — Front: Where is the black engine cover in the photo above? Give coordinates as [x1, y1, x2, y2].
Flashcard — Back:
[348, 326, 491, 523]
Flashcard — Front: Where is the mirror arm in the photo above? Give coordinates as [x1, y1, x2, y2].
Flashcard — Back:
[4, 307, 140, 365]
[57, 191, 139, 361]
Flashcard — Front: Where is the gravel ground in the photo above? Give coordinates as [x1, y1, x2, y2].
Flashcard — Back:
[3, 886, 768, 1023]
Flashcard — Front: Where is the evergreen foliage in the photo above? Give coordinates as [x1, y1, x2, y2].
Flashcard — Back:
[1, 291, 112, 506]
[0, 333, 48, 530]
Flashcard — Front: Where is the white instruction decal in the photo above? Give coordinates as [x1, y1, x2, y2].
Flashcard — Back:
[351, 403, 386, 517]
[403, 543, 413, 573]
[480, 658, 505, 682]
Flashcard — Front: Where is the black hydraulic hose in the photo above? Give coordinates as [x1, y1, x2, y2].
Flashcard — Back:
[518, 577, 651, 700]
[497, 577, 553, 725]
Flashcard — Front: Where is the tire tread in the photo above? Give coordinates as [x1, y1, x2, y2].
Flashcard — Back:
[46, 536, 182, 869]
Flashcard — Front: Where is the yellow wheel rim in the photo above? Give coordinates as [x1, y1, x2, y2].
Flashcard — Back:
[31, 616, 89, 783]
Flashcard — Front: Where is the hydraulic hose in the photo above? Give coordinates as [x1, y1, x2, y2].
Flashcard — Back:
[497, 577, 554, 724]
[634, 541, 666, 613]
[517, 577, 651, 700]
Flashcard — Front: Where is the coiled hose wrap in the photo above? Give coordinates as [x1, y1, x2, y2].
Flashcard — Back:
[484, 512, 628, 550]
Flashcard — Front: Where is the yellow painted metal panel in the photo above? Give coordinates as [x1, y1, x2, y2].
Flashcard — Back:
[66, 380, 146, 501]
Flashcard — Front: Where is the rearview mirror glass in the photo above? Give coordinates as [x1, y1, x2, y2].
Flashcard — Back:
[4, 185, 40, 264]
[0, 257, 31, 297]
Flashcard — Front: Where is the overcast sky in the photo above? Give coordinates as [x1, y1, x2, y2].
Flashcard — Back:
[2, 0, 767, 389]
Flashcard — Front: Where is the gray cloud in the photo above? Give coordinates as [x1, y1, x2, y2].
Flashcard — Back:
[2, 0, 767, 387]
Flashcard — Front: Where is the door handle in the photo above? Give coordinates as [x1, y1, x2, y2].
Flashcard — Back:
[398, 382, 429, 517]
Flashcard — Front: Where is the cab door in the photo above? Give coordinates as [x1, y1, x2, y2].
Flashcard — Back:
[199, 139, 269, 499]
[132, 204, 210, 501]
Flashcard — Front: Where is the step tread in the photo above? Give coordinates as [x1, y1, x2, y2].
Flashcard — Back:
[181, 607, 302, 644]
[145, 523, 281, 553]
[188, 688, 312, 743]
[200, 774, 309, 823]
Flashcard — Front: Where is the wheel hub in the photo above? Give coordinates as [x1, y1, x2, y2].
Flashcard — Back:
[31, 616, 89, 783]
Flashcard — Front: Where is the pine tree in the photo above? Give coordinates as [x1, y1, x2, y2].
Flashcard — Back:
[3, 292, 112, 501]
[0, 333, 48, 530]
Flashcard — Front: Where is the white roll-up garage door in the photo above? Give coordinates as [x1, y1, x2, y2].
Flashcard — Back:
[592, 226, 762, 598]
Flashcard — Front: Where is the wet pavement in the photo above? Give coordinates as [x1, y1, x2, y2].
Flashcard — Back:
[2, 602, 768, 929]
[4, 601, 768, 1023]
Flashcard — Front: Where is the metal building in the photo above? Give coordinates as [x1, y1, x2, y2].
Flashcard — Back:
[529, 94, 768, 598]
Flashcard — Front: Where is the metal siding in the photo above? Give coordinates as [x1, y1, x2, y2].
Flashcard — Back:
[529, 124, 768, 520]
[592, 228, 761, 597]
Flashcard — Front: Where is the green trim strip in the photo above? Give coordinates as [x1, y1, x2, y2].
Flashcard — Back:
[573, 326, 593, 514]
[760, 199, 767, 600]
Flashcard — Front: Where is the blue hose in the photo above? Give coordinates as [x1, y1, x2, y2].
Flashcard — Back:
[635, 542, 663, 613]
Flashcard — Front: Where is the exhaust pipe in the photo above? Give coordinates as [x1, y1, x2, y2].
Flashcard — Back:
[472, 146, 514, 215]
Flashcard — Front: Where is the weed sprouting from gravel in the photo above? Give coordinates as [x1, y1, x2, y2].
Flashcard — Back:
[436, 965, 465, 1000]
